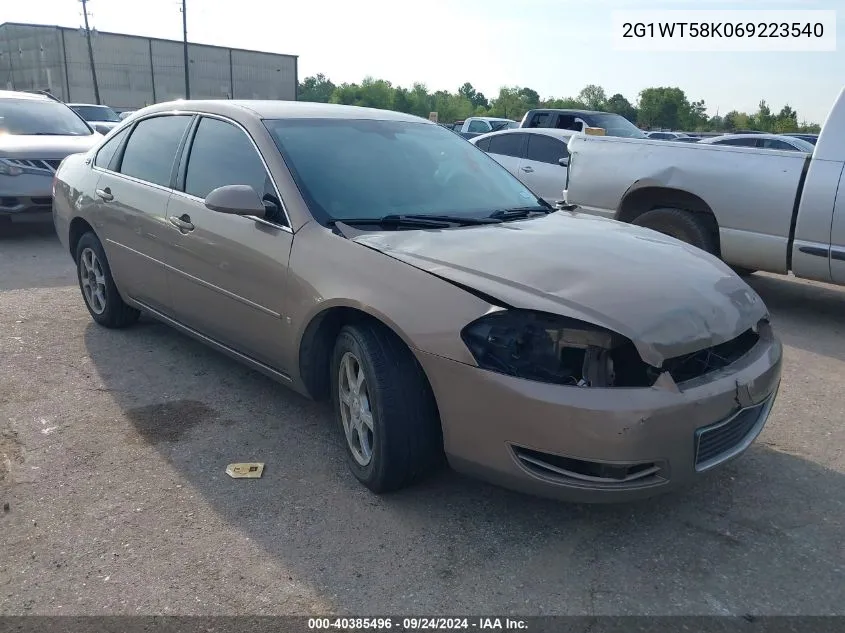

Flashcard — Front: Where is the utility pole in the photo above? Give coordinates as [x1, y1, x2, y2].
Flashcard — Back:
[80, 0, 101, 104]
[181, 0, 190, 99]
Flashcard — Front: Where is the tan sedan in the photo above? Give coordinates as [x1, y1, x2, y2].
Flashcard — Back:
[53, 100, 783, 502]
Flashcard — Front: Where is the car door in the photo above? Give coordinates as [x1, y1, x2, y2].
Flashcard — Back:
[485, 133, 526, 176]
[91, 114, 194, 313]
[518, 133, 570, 203]
[162, 114, 295, 371]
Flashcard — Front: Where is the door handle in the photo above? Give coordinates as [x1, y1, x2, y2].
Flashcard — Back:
[521, 166, 534, 173]
[169, 214, 195, 232]
[95, 187, 113, 202]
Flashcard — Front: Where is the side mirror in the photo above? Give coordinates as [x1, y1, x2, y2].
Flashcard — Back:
[204, 185, 266, 218]
[559, 157, 569, 167]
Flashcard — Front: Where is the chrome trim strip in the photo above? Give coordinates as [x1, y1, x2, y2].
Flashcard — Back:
[106, 239, 282, 318]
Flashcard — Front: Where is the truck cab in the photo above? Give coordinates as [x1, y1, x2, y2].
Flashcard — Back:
[521, 109, 646, 139]
[459, 117, 518, 139]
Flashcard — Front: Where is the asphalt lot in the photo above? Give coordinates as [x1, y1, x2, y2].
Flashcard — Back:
[1, 222, 843, 616]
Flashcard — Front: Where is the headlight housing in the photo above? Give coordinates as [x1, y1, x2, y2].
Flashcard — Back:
[0, 159, 24, 176]
[460, 309, 653, 388]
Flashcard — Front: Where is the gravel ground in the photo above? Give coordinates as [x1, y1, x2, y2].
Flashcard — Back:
[1, 223, 843, 616]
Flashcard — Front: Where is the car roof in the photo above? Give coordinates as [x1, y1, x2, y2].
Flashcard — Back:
[0, 89, 52, 102]
[470, 127, 576, 142]
[526, 108, 608, 116]
[68, 103, 111, 107]
[137, 99, 433, 124]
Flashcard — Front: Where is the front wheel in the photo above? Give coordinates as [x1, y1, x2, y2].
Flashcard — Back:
[75, 232, 140, 328]
[330, 322, 442, 493]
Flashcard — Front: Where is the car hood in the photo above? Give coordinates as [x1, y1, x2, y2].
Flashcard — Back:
[0, 134, 101, 159]
[350, 212, 768, 367]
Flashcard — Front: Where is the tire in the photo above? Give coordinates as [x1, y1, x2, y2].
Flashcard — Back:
[75, 231, 140, 328]
[631, 207, 718, 255]
[330, 321, 442, 493]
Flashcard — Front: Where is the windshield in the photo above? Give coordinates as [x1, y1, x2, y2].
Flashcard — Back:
[264, 118, 544, 223]
[71, 105, 121, 123]
[586, 113, 646, 138]
[0, 99, 93, 136]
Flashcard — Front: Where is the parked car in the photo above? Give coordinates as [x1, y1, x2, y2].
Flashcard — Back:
[520, 109, 646, 138]
[456, 116, 518, 139]
[470, 128, 573, 203]
[68, 103, 122, 134]
[0, 89, 101, 225]
[563, 86, 845, 286]
[697, 133, 815, 152]
[53, 100, 781, 503]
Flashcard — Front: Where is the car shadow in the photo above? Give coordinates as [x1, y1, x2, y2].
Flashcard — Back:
[82, 318, 845, 615]
[745, 273, 845, 362]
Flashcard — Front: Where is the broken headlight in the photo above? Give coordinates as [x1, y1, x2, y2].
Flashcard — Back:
[461, 310, 631, 387]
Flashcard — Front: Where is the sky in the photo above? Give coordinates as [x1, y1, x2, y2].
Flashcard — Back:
[4, 0, 843, 124]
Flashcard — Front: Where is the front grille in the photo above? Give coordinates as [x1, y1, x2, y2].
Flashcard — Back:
[513, 446, 665, 488]
[695, 397, 772, 470]
[662, 328, 759, 384]
[7, 158, 61, 172]
[0, 197, 19, 208]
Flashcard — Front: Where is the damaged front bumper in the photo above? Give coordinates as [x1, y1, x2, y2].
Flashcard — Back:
[417, 324, 782, 503]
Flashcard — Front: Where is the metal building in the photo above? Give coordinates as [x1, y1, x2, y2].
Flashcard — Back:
[0, 22, 298, 109]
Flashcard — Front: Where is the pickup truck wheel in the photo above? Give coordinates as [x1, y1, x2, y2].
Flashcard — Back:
[632, 208, 718, 255]
[330, 322, 442, 494]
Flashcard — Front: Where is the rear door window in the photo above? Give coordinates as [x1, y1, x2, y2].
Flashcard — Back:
[474, 137, 492, 151]
[525, 134, 569, 164]
[488, 133, 526, 158]
[119, 115, 193, 187]
[94, 127, 130, 170]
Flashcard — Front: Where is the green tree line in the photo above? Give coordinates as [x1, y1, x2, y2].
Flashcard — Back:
[298, 74, 821, 134]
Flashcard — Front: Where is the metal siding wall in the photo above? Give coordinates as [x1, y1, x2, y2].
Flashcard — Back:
[187, 43, 231, 99]
[0, 24, 297, 108]
[91, 32, 154, 108]
[62, 28, 96, 103]
[0, 24, 65, 98]
[150, 39, 186, 103]
[231, 50, 296, 100]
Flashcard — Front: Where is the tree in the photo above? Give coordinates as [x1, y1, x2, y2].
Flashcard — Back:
[542, 97, 586, 109]
[605, 93, 637, 122]
[518, 87, 540, 110]
[637, 86, 691, 130]
[298, 73, 336, 103]
[774, 104, 798, 133]
[488, 87, 533, 120]
[578, 84, 607, 111]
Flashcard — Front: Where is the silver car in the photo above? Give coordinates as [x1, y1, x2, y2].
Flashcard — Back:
[470, 128, 574, 204]
[0, 90, 101, 225]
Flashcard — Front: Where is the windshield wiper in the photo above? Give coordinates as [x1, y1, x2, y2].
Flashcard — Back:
[329, 214, 501, 229]
[488, 206, 553, 220]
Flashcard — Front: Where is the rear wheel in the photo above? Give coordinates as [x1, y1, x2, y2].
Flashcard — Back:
[330, 322, 442, 493]
[631, 207, 718, 255]
[75, 232, 140, 328]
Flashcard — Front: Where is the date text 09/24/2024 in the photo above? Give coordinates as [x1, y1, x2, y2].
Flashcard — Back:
[308, 618, 528, 630]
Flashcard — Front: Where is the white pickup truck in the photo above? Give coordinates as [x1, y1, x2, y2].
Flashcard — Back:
[563, 87, 845, 284]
